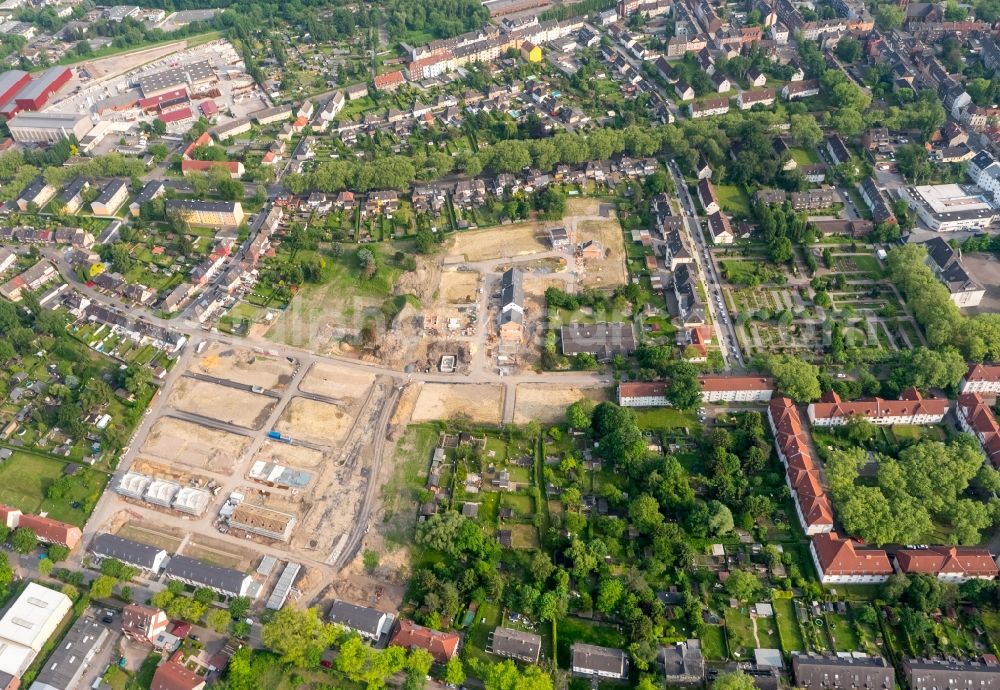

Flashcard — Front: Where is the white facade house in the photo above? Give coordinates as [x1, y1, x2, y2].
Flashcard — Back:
[699, 376, 774, 402]
[961, 364, 1000, 394]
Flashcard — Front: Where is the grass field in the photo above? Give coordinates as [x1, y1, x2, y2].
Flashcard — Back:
[825, 612, 860, 652]
[0, 451, 105, 526]
[714, 185, 752, 216]
[725, 608, 756, 653]
[773, 597, 806, 653]
[633, 408, 699, 430]
[380, 424, 437, 544]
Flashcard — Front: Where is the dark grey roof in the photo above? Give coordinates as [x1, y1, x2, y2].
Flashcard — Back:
[492, 626, 541, 662]
[58, 177, 87, 203]
[793, 652, 893, 690]
[971, 150, 996, 170]
[500, 267, 524, 310]
[164, 554, 248, 595]
[327, 599, 387, 636]
[94, 179, 127, 205]
[560, 322, 636, 359]
[19, 176, 49, 202]
[33, 616, 109, 690]
[572, 643, 626, 675]
[90, 532, 166, 569]
[166, 198, 240, 213]
[920, 237, 955, 269]
[134, 180, 165, 206]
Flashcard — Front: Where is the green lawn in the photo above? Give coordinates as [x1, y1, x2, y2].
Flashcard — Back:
[773, 597, 806, 653]
[790, 147, 821, 165]
[0, 451, 106, 526]
[700, 624, 728, 660]
[725, 608, 756, 654]
[633, 408, 698, 430]
[825, 613, 860, 652]
[714, 185, 751, 216]
[466, 601, 502, 665]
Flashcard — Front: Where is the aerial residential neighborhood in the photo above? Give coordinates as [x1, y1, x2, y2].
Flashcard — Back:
[0, 0, 998, 688]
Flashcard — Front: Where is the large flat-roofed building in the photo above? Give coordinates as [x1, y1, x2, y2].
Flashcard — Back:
[164, 555, 254, 598]
[904, 657, 1000, 690]
[29, 615, 109, 690]
[165, 199, 244, 227]
[7, 112, 93, 143]
[0, 70, 29, 110]
[0, 583, 72, 678]
[900, 184, 996, 232]
[137, 59, 214, 98]
[14, 66, 71, 112]
[327, 600, 390, 640]
[791, 653, 894, 690]
[560, 322, 636, 361]
[491, 627, 542, 663]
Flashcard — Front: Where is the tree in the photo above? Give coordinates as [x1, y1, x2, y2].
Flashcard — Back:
[665, 361, 702, 409]
[707, 500, 734, 535]
[767, 354, 821, 402]
[725, 569, 761, 602]
[876, 4, 904, 28]
[415, 511, 467, 555]
[789, 114, 823, 149]
[261, 607, 337, 668]
[38, 558, 53, 576]
[90, 575, 116, 600]
[713, 671, 758, 690]
[566, 398, 594, 430]
[206, 608, 232, 633]
[895, 143, 933, 183]
[11, 527, 37, 554]
[444, 656, 465, 686]
[217, 178, 245, 201]
[835, 36, 862, 63]
[229, 596, 252, 620]
[484, 660, 554, 690]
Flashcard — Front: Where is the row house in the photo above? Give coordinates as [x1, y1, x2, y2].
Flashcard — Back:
[412, 185, 446, 215]
[858, 177, 896, 224]
[810, 531, 892, 584]
[361, 190, 400, 219]
[895, 545, 998, 582]
[790, 188, 838, 211]
[961, 363, 1000, 394]
[782, 79, 820, 100]
[956, 392, 1000, 466]
[618, 381, 668, 407]
[697, 178, 720, 215]
[690, 96, 730, 118]
[737, 88, 775, 110]
[699, 375, 774, 403]
[807, 388, 949, 427]
[673, 263, 705, 326]
[767, 397, 834, 535]
[453, 179, 487, 209]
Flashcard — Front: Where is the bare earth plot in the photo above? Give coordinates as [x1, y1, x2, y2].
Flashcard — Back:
[513, 384, 609, 424]
[192, 342, 296, 390]
[115, 521, 184, 553]
[299, 362, 374, 402]
[411, 383, 503, 424]
[449, 224, 548, 261]
[254, 439, 327, 469]
[440, 271, 481, 303]
[577, 219, 627, 289]
[275, 398, 353, 446]
[566, 198, 612, 216]
[184, 534, 253, 570]
[141, 417, 248, 474]
[167, 377, 275, 429]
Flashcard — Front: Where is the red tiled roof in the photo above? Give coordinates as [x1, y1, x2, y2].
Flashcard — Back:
[896, 546, 998, 578]
[374, 70, 405, 89]
[151, 660, 206, 690]
[812, 532, 892, 576]
[618, 382, 666, 398]
[17, 513, 81, 548]
[768, 397, 834, 530]
[699, 375, 774, 392]
[159, 107, 193, 124]
[966, 364, 1000, 383]
[958, 393, 1000, 466]
[809, 388, 949, 421]
[389, 620, 459, 664]
[138, 88, 188, 111]
[181, 159, 241, 175]
[182, 131, 212, 160]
